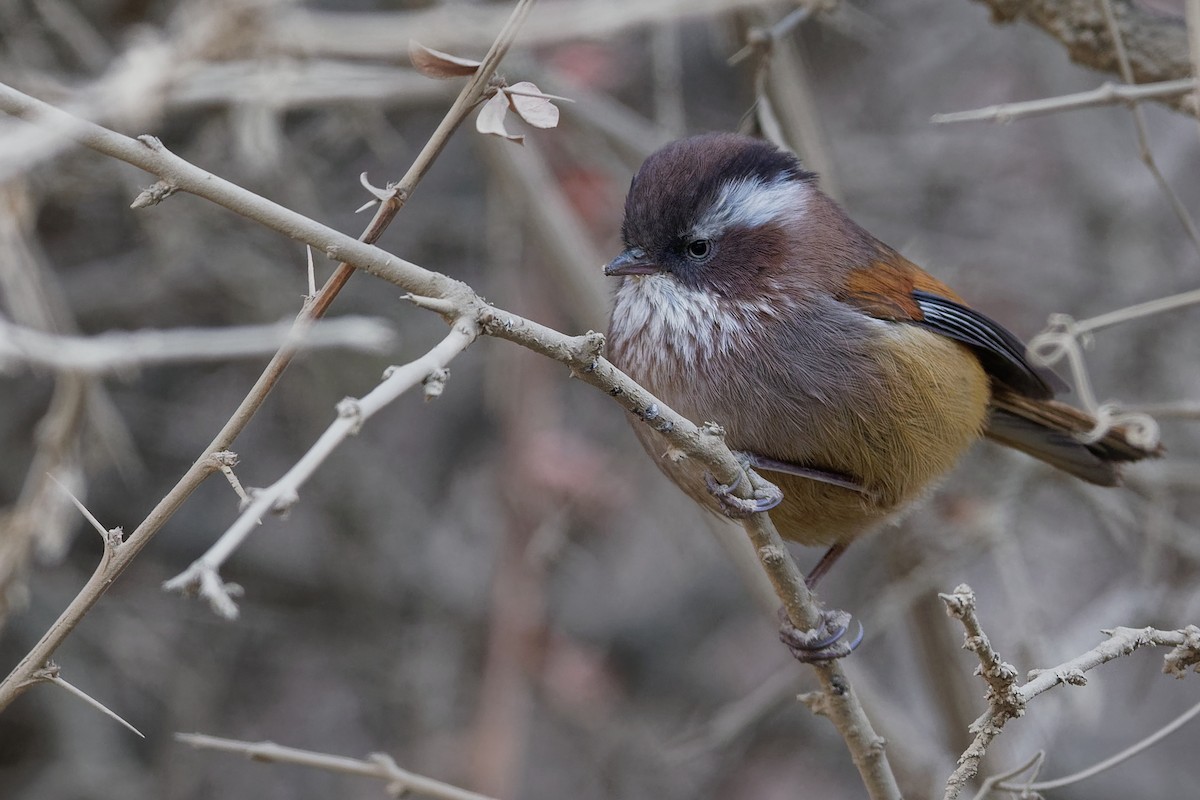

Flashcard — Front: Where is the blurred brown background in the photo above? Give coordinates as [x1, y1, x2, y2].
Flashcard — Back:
[1, 0, 1198, 798]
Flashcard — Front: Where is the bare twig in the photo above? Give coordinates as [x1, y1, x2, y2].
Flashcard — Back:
[940, 5, 1200, 252]
[940, 586, 1199, 799]
[730, 4, 817, 65]
[1064, 287, 1200, 335]
[0, 0, 537, 713]
[1022, 285, 1200, 448]
[39, 663, 144, 738]
[735, 4, 841, 199]
[1098, 0, 1200, 260]
[0, 44, 904, 799]
[176, 733, 496, 800]
[931, 77, 1198, 124]
[163, 322, 477, 618]
[969, 751, 1045, 800]
[0, 315, 394, 373]
[746, 511, 901, 800]
[990, 697, 1200, 793]
[0, 445, 228, 711]
[971, 0, 1198, 115]
[939, 585, 1023, 800]
[1129, 401, 1200, 420]
[939, 585, 1023, 718]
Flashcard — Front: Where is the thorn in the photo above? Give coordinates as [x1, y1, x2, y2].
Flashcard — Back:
[38, 664, 144, 738]
[130, 180, 178, 209]
[359, 171, 394, 202]
[48, 474, 120, 549]
[216, 460, 254, 510]
[305, 246, 316, 299]
[401, 293, 457, 316]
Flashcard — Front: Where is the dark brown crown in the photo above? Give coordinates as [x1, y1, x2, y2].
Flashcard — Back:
[620, 133, 814, 250]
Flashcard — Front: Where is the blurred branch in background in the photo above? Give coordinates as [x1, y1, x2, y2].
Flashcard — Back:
[931, 77, 1198, 123]
[734, 3, 843, 200]
[176, 733, 498, 800]
[0, 315, 395, 373]
[270, 0, 799, 59]
[935, 0, 1200, 458]
[972, 0, 1199, 115]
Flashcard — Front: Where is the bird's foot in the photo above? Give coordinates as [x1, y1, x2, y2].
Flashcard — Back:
[778, 607, 864, 663]
[704, 468, 783, 518]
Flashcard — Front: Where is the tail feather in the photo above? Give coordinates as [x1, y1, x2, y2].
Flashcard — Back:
[985, 392, 1162, 486]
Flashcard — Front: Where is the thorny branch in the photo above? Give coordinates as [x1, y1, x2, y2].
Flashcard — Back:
[940, 585, 1200, 800]
[0, 0, 535, 714]
[163, 321, 478, 618]
[0, 35, 903, 800]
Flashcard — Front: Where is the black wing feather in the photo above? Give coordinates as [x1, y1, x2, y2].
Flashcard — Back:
[911, 290, 1064, 399]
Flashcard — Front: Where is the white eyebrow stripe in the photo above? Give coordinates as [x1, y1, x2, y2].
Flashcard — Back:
[691, 176, 807, 240]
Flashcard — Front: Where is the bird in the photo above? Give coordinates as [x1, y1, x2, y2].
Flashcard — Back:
[604, 133, 1159, 659]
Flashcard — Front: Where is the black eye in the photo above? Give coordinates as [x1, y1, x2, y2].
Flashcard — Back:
[685, 239, 712, 261]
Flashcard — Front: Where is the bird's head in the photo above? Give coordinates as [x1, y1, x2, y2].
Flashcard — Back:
[605, 133, 818, 299]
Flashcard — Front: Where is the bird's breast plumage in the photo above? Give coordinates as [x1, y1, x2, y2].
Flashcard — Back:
[608, 276, 991, 545]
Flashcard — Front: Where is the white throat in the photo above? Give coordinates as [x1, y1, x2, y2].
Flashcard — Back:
[610, 273, 780, 389]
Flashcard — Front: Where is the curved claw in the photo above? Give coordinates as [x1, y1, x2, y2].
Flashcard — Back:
[779, 608, 864, 663]
[704, 471, 783, 517]
[799, 620, 865, 662]
[705, 469, 743, 497]
[799, 617, 850, 651]
[749, 486, 783, 512]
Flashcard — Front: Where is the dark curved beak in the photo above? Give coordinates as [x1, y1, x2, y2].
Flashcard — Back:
[603, 247, 658, 277]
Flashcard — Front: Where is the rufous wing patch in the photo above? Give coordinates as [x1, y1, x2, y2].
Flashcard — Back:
[838, 248, 963, 322]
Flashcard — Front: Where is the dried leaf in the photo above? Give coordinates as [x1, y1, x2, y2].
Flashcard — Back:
[505, 81, 560, 129]
[409, 40, 481, 78]
[475, 92, 524, 144]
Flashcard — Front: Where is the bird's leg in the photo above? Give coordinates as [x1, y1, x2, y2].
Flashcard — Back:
[704, 456, 863, 660]
[805, 543, 847, 589]
[777, 544, 860, 662]
[704, 452, 865, 518]
[742, 453, 867, 495]
[778, 607, 864, 663]
[703, 462, 783, 517]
